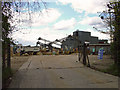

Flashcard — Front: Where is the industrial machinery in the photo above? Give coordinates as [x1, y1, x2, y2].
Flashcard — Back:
[36, 36, 74, 55]
[22, 46, 40, 55]
[36, 37, 62, 54]
[19, 46, 40, 55]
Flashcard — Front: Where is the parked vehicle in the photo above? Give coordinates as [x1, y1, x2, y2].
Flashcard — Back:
[20, 46, 40, 55]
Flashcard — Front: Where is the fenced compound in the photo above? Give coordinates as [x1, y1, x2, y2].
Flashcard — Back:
[89, 44, 110, 55]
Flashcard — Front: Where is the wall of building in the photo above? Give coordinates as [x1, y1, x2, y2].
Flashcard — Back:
[89, 44, 110, 55]
[73, 31, 91, 44]
[99, 40, 108, 44]
[61, 37, 77, 50]
[90, 36, 99, 44]
[61, 30, 109, 54]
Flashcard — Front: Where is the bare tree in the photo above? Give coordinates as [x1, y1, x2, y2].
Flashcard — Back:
[2, 0, 47, 68]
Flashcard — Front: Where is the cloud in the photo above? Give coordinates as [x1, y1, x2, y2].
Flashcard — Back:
[11, 27, 66, 46]
[58, 0, 110, 14]
[79, 16, 105, 28]
[53, 18, 76, 30]
[10, 8, 61, 27]
[85, 29, 110, 40]
[31, 8, 61, 27]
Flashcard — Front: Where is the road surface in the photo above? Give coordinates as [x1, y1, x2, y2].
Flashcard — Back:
[9, 55, 118, 88]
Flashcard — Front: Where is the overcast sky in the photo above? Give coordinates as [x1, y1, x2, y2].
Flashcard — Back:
[10, 0, 111, 46]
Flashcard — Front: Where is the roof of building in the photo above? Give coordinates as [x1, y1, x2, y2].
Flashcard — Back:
[73, 30, 91, 33]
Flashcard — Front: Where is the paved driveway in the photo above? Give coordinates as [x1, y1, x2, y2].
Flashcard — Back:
[9, 55, 118, 88]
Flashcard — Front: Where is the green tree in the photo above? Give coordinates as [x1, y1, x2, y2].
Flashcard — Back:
[107, 1, 120, 66]
[110, 1, 120, 66]
[96, 1, 120, 66]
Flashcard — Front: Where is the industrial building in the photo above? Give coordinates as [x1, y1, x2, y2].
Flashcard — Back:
[61, 30, 110, 54]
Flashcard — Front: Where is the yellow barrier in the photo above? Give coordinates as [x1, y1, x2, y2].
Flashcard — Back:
[15, 52, 20, 56]
[37, 52, 42, 55]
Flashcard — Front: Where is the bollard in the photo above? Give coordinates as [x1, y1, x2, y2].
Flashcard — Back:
[98, 48, 104, 60]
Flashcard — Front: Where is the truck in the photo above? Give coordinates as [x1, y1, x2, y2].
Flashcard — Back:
[20, 46, 40, 55]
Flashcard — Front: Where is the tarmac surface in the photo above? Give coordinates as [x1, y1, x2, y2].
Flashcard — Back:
[9, 55, 118, 88]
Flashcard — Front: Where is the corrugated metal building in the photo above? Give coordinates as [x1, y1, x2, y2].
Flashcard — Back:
[61, 30, 110, 54]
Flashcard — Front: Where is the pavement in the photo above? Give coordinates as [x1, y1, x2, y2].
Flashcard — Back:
[9, 55, 118, 88]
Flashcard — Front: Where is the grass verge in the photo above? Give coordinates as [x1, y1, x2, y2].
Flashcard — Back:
[91, 64, 119, 77]
[2, 67, 13, 88]
[100, 64, 119, 76]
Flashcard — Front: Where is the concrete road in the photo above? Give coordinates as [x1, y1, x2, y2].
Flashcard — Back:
[9, 55, 118, 88]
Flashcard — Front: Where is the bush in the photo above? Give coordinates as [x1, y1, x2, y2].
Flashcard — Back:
[3, 67, 12, 81]
[101, 64, 119, 77]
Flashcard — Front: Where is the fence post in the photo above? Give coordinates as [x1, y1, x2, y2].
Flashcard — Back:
[78, 45, 80, 61]
[83, 43, 86, 65]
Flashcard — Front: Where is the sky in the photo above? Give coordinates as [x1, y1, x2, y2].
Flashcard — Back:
[10, 0, 111, 46]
